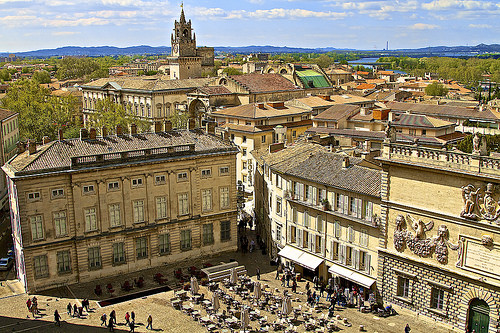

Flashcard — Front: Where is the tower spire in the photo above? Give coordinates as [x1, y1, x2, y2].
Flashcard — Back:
[180, 2, 186, 24]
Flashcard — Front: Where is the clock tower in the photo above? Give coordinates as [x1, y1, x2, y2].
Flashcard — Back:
[171, 6, 197, 58]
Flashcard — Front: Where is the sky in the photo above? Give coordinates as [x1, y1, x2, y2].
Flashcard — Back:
[0, 0, 499, 53]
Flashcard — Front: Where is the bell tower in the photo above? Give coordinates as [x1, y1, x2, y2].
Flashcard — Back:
[171, 4, 197, 58]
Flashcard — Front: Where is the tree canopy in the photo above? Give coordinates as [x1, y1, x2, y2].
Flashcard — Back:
[32, 70, 51, 84]
[425, 82, 449, 96]
[0, 79, 78, 141]
[56, 57, 109, 81]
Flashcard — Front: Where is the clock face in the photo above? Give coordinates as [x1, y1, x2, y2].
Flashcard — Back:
[173, 44, 179, 53]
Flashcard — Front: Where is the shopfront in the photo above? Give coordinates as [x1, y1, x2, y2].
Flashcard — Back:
[278, 245, 324, 280]
[328, 263, 376, 299]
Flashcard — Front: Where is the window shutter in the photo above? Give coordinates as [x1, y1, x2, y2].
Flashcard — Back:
[330, 241, 334, 260]
[299, 183, 304, 201]
[339, 194, 344, 213]
[298, 229, 303, 247]
[366, 202, 373, 222]
[365, 253, 371, 274]
[343, 195, 349, 215]
[310, 234, 315, 252]
[357, 199, 362, 219]
[287, 226, 291, 242]
[353, 249, 359, 270]
[334, 222, 340, 238]
[339, 245, 346, 265]
[287, 180, 291, 192]
[312, 187, 317, 205]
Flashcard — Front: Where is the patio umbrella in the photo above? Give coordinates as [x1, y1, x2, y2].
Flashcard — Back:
[212, 292, 220, 312]
[281, 295, 292, 316]
[240, 307, 250, 332]
[254, 281, 262, 300]
[190, 276, 199, 295]
[230, 267, 238, 285]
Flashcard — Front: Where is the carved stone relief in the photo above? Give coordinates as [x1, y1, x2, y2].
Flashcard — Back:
[460, 183, 500, 224]
[393, 214, 461, 264]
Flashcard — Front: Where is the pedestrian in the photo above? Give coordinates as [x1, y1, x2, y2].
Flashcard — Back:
[83, 298, 89, 312]
[305, 281, 310, 292]
[129, 320, 135, 332]
[404, 324, 411, 333]
[250, 240, 255, 252]
[281, 274, 286, 287]
[73, 304, 78, 317]
[291, 279, 297, 293]
[131, 311, 135, 324]
[312, 291, 317, 305]
[108, 317, 114, 332]
[320, 283, 325, 298]
[286, 272, 291, 287]
[256, 267, 260, 280]
[125, 312, 130, 325]
[78, 306, 83, 318]
[67, 303, 72, 315]
[146, 314, 153, 330]
[110, 310, 116, 324]
[101, 313, 107, 326]
[313, 276, 318, 289]
[54, 310, 61, 326]
[26, 298, 32, 312]
[358, 294, 363, 311]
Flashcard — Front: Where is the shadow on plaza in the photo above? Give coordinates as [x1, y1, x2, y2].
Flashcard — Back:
[0, 315, 134, 333]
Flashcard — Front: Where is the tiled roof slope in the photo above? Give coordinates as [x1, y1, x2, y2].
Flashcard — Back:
[229, 73, 300, 93]
[392, 113, 454, 128]
[7, 130, 236, 175]
[387, 101, 499, 121]
[314, 104, 360, 122]
[82, 77, 212, 91]
[0, 108, 17, 121]
[254, 142, 381, 197]
[197, 86, 233, 95]
[212, 103, 309, 119]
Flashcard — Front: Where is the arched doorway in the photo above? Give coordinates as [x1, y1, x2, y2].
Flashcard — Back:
[188, 99, 207, 127]
[468, 299, 490, 333]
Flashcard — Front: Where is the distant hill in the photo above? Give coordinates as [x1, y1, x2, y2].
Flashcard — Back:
[1, 44, 499, 58]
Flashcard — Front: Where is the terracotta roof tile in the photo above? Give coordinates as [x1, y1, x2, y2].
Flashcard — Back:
[229, 73, 299, 93]
[314, 104, 360, 122]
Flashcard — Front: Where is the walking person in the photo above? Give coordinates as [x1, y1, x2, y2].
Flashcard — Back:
[110, 310, 116, 324]
[54, 310, 61, 326]
[67, 303, 72, 316]
[73, 304, 78, 317]
[404, 324, 411, 333]
[131, 311, 135, 324]
[108, 317, 114, 332]
[129, 320, 135, 332]
[146, 314, 153, 330]
[125, 312, 130, 325]
[313, 276, 318, 289]
[100, 313, 107, 326]
[256, 267, 260, 280]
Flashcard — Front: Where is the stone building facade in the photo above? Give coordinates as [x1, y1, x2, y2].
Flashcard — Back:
[378, 140, 500, 333]
[0, 108, 19, 208]
[3, 127, 238, 292]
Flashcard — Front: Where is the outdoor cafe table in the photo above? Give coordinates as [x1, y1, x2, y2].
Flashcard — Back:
[202, 300, 212, 308]
[200, 316, 211, 325]
[225, 317, 238, 327]
[191, 310, 201, 320]
[176, 290, 188, 299]
[172, 299, 182, 309]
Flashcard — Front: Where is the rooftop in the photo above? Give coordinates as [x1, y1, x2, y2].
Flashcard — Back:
[387, 101, 499, 121]
[330, 94, 375, 105]
[314, 104, 360, 122]
[5, 129, 237, 176]
[228, 73, 300, 93]
[254, 142, 381, 197]
[212, 102, 310, 119]
[391, 113, 455, 129]
[82, 77, 213, 92]
[0, 108, 17, 121]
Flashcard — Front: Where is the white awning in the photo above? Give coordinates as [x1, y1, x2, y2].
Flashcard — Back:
[278, 245, 324, 271]
[328, 264, 376, 288]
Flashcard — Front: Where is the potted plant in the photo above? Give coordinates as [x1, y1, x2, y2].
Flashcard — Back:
[321, 198, 330, 211]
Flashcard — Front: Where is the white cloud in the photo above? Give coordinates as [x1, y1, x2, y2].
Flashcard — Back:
[421, 0, 496, 10]
[191, 7, 348, 20]
[52, 31, 80, 35]
[45, 17, 110, 27]
[468, 23, 492, 28]
[409, 23, 439, 29]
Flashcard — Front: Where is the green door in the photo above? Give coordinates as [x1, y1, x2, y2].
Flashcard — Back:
[469, 299, 490, 333]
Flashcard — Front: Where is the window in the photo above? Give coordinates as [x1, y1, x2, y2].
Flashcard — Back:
[57, 250, 71, 273]
[34, 255, 48, 278]
[331, 241, 339, 260]
[108, 181, 119, 191]
[220, 187, 230, 209]
[276, 224, 282, 242]
[315, 235, 322, 253]
[409, 129, 416, 136]
[28, 191, 41, 201]
[360, 229, 368, 247]
[53, 211, 67, 237]
[397, 276, 410, 298]
[292, 130, 297, 137]
[113, 242, 126, 264]
[302, 230, 309, 248]
[242, 136, 247, 143]
[51, 188, 64, 198]
[348, 225, 355, 243]
[359, 250, 371, 272]
[292, 207, 297, 223]
[346, 246, 353, 266]
[158, 234, 170, 255]
[178, 193, 189, 215]
[242, 149, 247, 156]
[304, 211, 310, 228]
[136, 237, 148, 259]
[290, 226, 297, 243]
[109, 204, 121, 227]
[219, 166, 229, 175]
[83, 185, 95, 194]
[364, 201, 373, 221]
[84, 208, 97, 231]
[422, 129, 427, 136]
[131, 178, 143, 187]
[261, 135, 266, 143]
[221, 220, 231, 241]
[316, 215, 323, 233]
[180, 229, 192, 251]
[335, 193, 341, 212]
[350, 197, 356, 215]
[202, 189, 212, 212]
[156, 197, 167, 219]
[177, 172, 188, 181]
[155, 175, 166, 185]
[203, 223, 214, 245]
[276, 197, 282, 216]
[29, 215, 44, 240]
[88, 247, 101, 269]
[201, 168, 212, 177]
[431, 288, 445, 310]
[133, 200, 145, 223]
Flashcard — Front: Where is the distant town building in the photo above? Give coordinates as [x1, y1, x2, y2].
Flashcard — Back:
[0, 108, 19, 208]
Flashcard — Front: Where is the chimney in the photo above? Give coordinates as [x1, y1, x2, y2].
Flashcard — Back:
[17, 141, 26, 154]
[206, 121, 216, 134]
[28, 140, 36, 155]
[164, 120, 172, 132]
[154, 121, 162, 133]
[58, 129, 64, 141]
[188, 118, 196, 130]
[42, 136, 50, 145]
[130, 123, 137, 135]
[80, 128, 89, 140]
[342, 155, 350, 168]
[388, 112, 394, 122]
[360, 107, 366, 116]
[101, 126, 108, 137]
[89, 128, 97, 140]
[116, 125, 123, 136]
[318, 94, 331, 101]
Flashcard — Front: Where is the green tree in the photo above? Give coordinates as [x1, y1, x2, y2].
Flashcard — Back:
[86, 98, 148, 133]
[0, 79, 76, 141]
[56, 57, 108, 81]
[425, 82, 449, 96]
[169, 110, 189, 129]
[32, 70, 51, 84]
[0, 69, 11, 82]
[315, 54, 333, 69]
[222, 67, 243, 75]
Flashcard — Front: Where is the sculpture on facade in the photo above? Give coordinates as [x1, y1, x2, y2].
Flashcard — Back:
[384, 121, 396, 143]
[393, 214, 460, 264]
[460, 183, 500, 223]
[460, 184, 481, 219]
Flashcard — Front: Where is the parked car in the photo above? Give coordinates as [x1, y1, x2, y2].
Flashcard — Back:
[0, 257, 13, 271]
